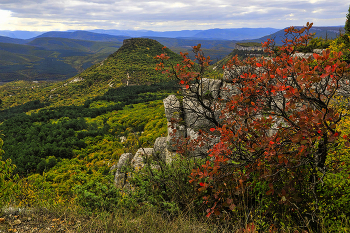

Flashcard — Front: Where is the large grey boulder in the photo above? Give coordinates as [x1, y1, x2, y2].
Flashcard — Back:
[183, 97, 216, 131]
[163, 95, 182, 121]
[163, 95, 187, 151]
[153, 137, 177, 163]
[196, 78, 222, 99]
[293, 53, 314, 59]
[114, 153, 134, 188]
[153, 137, 168, 161]
[131, 148, 154, 170]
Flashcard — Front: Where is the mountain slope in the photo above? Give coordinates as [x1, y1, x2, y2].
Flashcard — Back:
[35, 31, 129, 42]
[0, 38, 123, 82]
[0, 30, 44, 39]
[78, 38, 182, 86]
[192, 28, 280, 40]
[27, 37, 122, 53]
[0, 35, 27, 44]
[253, 26, 345, 45]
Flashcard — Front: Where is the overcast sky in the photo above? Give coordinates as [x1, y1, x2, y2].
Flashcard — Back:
[0, 0, 348, 31]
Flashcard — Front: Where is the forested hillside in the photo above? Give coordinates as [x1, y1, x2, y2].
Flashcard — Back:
[1, 28, 350, 232]
[0, 38, 181, 175]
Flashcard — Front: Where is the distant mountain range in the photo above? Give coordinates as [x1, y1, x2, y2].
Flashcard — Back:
[0, 28, 281, 41]
[0, 25, 345, 83]
[0, 26, 344, 42]
[88, 28, 281, 40]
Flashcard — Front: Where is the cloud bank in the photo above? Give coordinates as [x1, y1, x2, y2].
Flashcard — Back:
[0, 0, 348, 31]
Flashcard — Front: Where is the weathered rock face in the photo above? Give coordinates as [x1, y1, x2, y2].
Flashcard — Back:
[131, 148, 154, 170]
[113, 78, 231, 187]
[153, 137, 176, 163]
[163, 95, 182, 121]
[163, 95, 186, 151]
[114, 153, 134, 188]
[183, 97, 215, 131]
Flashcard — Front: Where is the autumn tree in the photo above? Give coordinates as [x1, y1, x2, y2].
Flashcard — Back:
[155, 22, 350, 228]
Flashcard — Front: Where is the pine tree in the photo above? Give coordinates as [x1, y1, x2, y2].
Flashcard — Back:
[345, 5, 350, 34]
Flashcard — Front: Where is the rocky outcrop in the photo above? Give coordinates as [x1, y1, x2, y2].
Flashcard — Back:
[113, 78, 228, 187]
[112, 48, 338, 187]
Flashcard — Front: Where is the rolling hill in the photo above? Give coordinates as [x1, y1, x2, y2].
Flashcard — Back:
[35, 31, 130, 42]
[0, 38, 123, 82]
[252, 26, 345, 45]
[0, 35, 27, 44]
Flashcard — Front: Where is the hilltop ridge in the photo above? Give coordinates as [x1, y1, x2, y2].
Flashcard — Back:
[77, 38, 182, 87]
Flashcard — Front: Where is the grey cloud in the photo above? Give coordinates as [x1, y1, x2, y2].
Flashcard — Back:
[0, 0, 348, 30]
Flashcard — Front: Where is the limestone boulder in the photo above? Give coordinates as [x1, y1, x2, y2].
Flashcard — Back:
[163, 95, 182, 121]
[183, 97, 216, 131]
[153, 137, 167, 161]
[197, 78, 222, 99]
[114, 153, 134, 188]
[131, 148, 154, 170]
[293, 53, 314, 59]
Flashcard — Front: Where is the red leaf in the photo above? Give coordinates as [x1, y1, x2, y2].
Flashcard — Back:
[185, 85, 189, 89]
[180, 80, 185, 84]
[199, 182, 205, 186]
[210, 128, 216, 132]
[266, 189, 274, 195]
[256, 63, 262, 67]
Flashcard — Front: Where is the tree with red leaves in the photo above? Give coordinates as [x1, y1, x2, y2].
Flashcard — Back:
[155, 22, 350, 227]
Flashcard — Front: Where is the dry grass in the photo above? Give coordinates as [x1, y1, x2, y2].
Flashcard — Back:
[0, 204, 237, 233]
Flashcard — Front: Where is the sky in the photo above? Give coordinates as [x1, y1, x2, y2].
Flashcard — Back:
[0, 0, 348, 32]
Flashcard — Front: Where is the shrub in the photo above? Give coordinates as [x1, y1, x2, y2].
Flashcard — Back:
[156, 22, 350, 230]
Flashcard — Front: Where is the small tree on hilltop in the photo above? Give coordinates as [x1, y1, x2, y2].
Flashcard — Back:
[155, 22, 350, 228]
[345, 5, 350, 34]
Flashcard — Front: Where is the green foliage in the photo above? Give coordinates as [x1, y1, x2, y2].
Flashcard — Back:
[296, 36, 332, 53]
[329, 34, 350, 63]
[73, 175, 121, 212]
[213, 49, 266, 72]
[235, 42, 262, 47]
[0, 82, 174, 175]
[126, 155, 207, 215]
[0, 155, 20, 206]
[346, 5, 350, 34]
